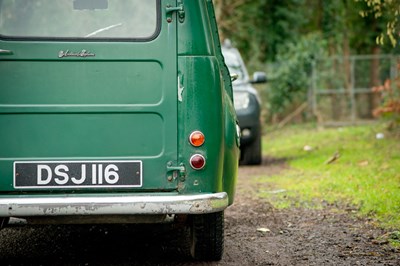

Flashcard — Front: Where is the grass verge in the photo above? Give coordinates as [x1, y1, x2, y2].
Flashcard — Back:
[259, 123, 400, 230]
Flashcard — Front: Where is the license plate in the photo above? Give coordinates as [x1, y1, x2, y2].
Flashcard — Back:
[14, 160, 142, 189]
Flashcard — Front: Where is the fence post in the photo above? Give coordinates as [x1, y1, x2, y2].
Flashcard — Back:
[390, 55, 398, 83]
[310, 59, 318, 123]
[391, 55, 399, 105]
[350, 57, 356, 124]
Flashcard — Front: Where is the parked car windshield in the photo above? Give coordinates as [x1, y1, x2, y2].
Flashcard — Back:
[223, 50, 245, 82]
[0, 0, 158, 39]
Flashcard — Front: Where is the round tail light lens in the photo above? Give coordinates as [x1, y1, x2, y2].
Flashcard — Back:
[190, 154, 206, 170]
[189, 131, 205, 147]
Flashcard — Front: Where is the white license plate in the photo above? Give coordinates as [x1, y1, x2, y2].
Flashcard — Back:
[14, 160, 142, 189]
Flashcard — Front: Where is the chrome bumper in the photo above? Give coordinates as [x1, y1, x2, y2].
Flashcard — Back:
[0, 192, 228, 217]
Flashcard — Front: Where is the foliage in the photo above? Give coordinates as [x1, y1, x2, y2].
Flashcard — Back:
[388, 231, 400, 247]
[214, 0, 307, 66]
[214, 0, 389, 65]
[259, 124, 400, 229]
[356, 0, 400, 131]
[214, 0, 399, 122]
[372, 60, 400, 132]
[266, 33, 328, 115]
[356, 0, 400, 47]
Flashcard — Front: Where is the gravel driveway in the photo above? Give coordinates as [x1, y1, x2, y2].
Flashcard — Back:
[0, 157, 399, 265]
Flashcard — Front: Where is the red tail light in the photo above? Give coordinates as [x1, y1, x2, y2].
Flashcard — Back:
[190, 154, 206, 170]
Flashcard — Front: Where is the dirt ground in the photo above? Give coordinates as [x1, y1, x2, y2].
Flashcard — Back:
[0, 156, 399, 265]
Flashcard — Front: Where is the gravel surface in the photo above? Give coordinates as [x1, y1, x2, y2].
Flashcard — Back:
[0, 157, 399, 265]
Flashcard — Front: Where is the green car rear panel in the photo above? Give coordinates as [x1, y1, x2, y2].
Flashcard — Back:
[0, 0, 238, 207]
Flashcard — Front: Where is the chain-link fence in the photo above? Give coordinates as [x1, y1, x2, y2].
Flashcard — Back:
[309, 55, 399, 126]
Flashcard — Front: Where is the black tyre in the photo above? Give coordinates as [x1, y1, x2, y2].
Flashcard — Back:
[189, 211, 224, 261]
[0, 217, 9, 230]
[240, 129, 262, 165]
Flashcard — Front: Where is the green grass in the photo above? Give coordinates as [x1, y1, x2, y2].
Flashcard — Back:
[259, 123, 400, 229]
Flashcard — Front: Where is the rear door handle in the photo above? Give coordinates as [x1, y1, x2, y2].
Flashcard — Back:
[0, 49, 13, 55]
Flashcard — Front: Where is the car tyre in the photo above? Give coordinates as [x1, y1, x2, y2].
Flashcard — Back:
[189, 211, 224, 261]
[240, 127, 262, 165]
[0, 217, 9, 230]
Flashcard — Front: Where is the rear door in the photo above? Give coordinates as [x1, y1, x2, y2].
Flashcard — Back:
[0, 0, 179, 192]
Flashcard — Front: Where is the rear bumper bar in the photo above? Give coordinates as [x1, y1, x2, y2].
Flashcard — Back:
[0, 192, 228, 217]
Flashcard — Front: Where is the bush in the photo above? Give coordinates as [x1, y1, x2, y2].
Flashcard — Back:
[267, 33, 328, 120]
[372, 61, 400, 134]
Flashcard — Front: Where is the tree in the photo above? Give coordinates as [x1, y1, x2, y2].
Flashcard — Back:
[356, 0, 400, 131]
[214, 0, 307, 68]
[356, 0, 400, 47]
[213, 0, 398, 123]
[267, 33, 328, 116]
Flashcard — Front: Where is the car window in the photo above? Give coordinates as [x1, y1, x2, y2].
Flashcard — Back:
[0, 0, 159, 40]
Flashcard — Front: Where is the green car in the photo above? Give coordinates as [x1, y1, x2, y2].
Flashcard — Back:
[0, 0, 239, 261]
